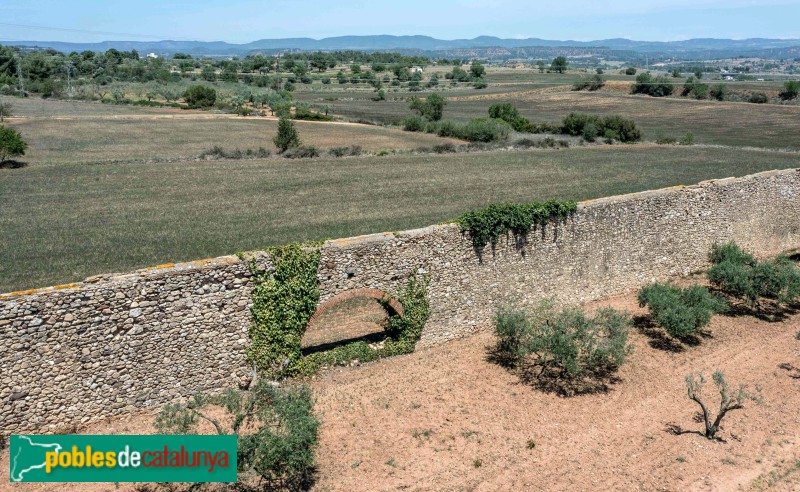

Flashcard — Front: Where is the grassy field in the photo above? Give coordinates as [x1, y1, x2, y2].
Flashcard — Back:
[2, 144, 799, 292]
[307, 88, 800, 149]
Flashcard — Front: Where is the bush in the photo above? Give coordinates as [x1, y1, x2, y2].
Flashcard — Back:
[638, 282, 727, 341]
[748, 92, 769, 103]
[432, 143, 457, 153]
[328, 145, 362, 157]
[409, 93, 446, 121]
[600, 115, 642, 143]
[273, 117, 301, 153]
[0, 125, 28, 163]
[561, 113, 641, 143]
[679, 132, 695, 145]
[182, 85, 216, 108]
[582, 123, 599, 142]
[631, 72, 674, 97]
[402, 115, 426, 132]
[709, 84, 728, 101]
[779, 80, 799, 100]
[492, 303, 632, 394]
[707, 242, 800, 310]
[154, 382, 319, 490]
[573, 74, 605, 91]
[283, 146, 320, 159]
[294, 107, 332, 121]
[625, 67, 637, 75]
[460, 118, 510, 142]
[473, 79, 488, 89]
[488, 103, 534, 132]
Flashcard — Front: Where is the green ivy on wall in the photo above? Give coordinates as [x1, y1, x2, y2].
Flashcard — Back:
[457, 200, 577, 254]
[298, 271, 430, 376]
[247, 243, 321, 379]
[246, 240, 431, 379]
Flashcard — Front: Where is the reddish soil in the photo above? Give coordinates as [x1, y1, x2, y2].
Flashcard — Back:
[3, 290, 800, 491]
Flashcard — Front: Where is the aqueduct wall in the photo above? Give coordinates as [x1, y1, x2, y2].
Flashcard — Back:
[2, 168, 799, 433]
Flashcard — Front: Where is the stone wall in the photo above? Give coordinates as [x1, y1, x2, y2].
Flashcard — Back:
[2, 168, 799, 434]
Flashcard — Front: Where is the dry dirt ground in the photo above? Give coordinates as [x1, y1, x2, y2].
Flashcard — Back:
[2, 290, 800, 491]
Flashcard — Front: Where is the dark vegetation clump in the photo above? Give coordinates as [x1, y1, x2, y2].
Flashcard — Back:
[707, 242, 800, 314]
[631, 72, 674, 97]
[573, 74, 606, 91]
[182, 85, 217, 108]
[638, 282, 727, 342]
[492, 303, 632, 395]
[328, 145, 362, 157]
[283, 146, 320, 159]
[561, 112, 642, 143]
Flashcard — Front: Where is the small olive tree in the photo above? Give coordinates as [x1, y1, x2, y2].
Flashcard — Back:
[155, 381, 319, 490]
[685, 370, 761, 439]
[0, 101, 12, 122]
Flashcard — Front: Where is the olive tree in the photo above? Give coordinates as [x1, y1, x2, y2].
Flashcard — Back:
[685, 371, 761, 439]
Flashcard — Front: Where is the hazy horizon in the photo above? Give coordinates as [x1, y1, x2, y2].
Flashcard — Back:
[3, 0, 800, 44]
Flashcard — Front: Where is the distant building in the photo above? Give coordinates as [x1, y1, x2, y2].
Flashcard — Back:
[146, 53, 159, 59]
[410, 66, 424, 73]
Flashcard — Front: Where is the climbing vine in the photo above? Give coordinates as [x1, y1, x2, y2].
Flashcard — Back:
[247, 243, 321, 379]
[457, 200, 577, 254]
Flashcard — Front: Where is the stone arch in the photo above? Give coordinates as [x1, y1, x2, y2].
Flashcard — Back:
[308, 288, 403, 325]
[302, 288, 403, 352]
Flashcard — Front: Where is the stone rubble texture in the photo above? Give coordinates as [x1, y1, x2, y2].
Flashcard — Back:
[1, 169, 798, 434]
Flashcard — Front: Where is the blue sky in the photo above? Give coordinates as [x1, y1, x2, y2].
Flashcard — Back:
[2, 0, 799, 43]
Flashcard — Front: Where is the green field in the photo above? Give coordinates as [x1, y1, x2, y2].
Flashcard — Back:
[2, 144, 798, 292]
[297, 88, 800, 149]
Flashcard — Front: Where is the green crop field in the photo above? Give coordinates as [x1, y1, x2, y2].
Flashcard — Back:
[2, 143, 798, 292]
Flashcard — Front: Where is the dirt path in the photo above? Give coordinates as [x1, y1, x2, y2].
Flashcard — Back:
[2, 290, 799, 491]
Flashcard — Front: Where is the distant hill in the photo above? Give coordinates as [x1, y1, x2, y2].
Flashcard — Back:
[3, 35, 800, 60]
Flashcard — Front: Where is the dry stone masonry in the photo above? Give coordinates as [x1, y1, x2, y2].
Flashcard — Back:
[2, 168, 799, 434]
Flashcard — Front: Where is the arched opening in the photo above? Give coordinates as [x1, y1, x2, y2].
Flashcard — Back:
[302, 288, 403, 355]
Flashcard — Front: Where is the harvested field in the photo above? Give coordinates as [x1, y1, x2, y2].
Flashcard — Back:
[2, 289, 799, 491]
[3, 145, 799, 292]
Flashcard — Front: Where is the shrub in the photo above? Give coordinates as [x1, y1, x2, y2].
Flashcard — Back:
[492, 303, 632, 394]
[409, 92, 446, 121]
[434, 119, 461, 138]
[473, 80, 488, 89]
[748, 92, 769, 103]
[656, 136, 678, 145]
[685, 371, 761, 439]
[488, 103, 534, 132]
[0, 125, 28, 163]
[779, 80, 799, 101]
[573, 74, 605, 91]
[402, 115, 426, 132]
[625, 67, 637, 75]
[293, 107, 332, 121]
[709, 84, 728, 101]
[283, 146, 320, 159]
[273, 117, 301, 153]
[328, 145, 362, 157]
[460, 118, 510, 142]
[638, 282, 727, 341]
[432, 143, 457, 153]
[562, 112, 600, 136]
[582, 123, 599, 142]
[182, 85, 216, 108]
[631, 72, 674, 97]
[679, 132, 695, 145]
[154, 382, 319, 489]
[707, 242, 800, 310]
[600, 115, 642, 143]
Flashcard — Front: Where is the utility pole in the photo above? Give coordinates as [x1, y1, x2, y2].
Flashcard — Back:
[16, 54, 25, 96]
[65, 61, 74, 98]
